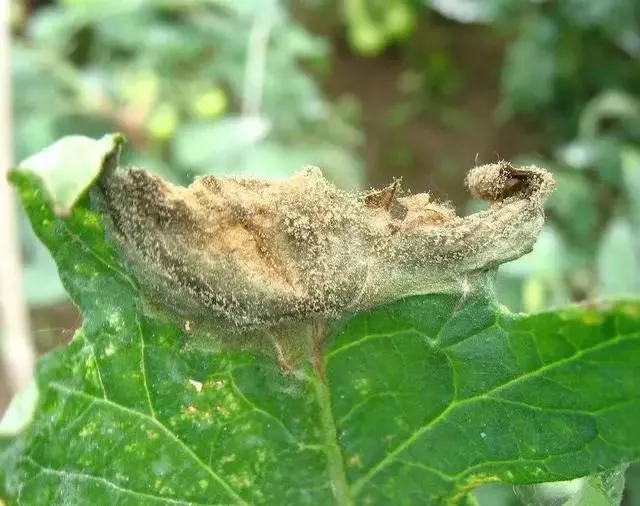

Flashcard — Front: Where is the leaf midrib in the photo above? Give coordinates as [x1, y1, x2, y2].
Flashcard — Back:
[312, 374, 353, 506]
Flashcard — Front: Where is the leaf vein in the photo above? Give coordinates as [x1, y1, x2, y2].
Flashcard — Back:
[337, 391, 397, 426]
[351, 331, 635, 496]
[25, 456, 220, 506]
[136, 315, 157, 418]
[326, 329, 415, 360]
[82, 333, 107, 399]
[59, 220, 138, 292]
[225, 373, 297, 443]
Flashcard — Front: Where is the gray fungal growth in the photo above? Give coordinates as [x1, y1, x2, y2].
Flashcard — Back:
[95, 161, 554, 343]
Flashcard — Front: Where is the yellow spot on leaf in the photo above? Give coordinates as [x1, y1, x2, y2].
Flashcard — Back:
[347, 454, 362, 468]
[229, 473, 252, 489]
[208, 379, 225, 390]
[108, 312, 123, 329]
[354, 377, 370, 395]
[215, 404, 230, 417]
[79, 423, 96, 438]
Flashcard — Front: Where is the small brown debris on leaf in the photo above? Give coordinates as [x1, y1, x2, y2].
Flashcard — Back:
[95, 161, 554, 340]
[361, 179, 400, 211]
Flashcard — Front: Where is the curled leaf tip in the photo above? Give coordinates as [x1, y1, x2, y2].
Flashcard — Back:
[11, 133, 128, 218]
[466, 160, 555, 203]
[94, 161, 554, 332]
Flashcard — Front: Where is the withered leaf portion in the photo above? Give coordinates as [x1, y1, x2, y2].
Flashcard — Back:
[95, 161, 554, 332]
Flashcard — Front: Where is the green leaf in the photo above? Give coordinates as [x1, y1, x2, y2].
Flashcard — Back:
[500, 15, 558, 114]
[13, 133, 124, 217]
[208, 141, 365, 189]
[496, 226, 572, 313]
[0, 381, 39, 436]
[579, 90, 640, 139]
[597, 218, 640, 298]
[622, 146, 640, 227]
[623, 463, 640, 506]
[425, 0, 494, 24]
[22, 254, 68, 307]
[172, 117, 271, 172]
[3, 137, 640, 505]
[546, 171, 601, 265]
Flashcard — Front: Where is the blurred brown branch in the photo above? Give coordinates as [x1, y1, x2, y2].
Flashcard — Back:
[0, 0, 36, 396]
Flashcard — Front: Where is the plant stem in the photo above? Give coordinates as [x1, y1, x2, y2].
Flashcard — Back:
[312, 370, 353, 506]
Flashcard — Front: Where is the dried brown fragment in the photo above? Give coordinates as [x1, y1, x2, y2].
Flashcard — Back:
[362, 179, 400, 211]
[95, 161, 554, 339]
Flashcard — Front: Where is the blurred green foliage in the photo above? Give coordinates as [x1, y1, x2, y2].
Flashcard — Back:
[12, 0, 364, 184]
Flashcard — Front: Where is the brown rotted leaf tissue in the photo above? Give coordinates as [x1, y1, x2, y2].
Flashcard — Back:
[95, 160, 553, 350]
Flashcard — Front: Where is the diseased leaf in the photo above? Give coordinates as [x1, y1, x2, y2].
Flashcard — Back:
[94, 141, 554, 337]
[2, 137, 640, 506]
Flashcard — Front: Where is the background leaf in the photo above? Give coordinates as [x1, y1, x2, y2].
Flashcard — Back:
[500, 15, 558, 115]
[597, 218, 640, 298]
[172, 117, 271, 172]
[2, 137, 640, 505]
[514, 465, 627, 505]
